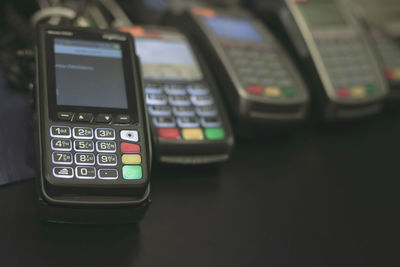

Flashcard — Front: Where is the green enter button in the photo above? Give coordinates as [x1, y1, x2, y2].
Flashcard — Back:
[123, 165, 142, 180]
[205, 128, 225, 140]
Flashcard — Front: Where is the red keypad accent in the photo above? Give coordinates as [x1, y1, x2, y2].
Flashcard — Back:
[337, 88, 350, 99]
[121, 142, 141, 153]
[158, 128, 180, 140]
[385, 69, 394, 80]
[247, 85, 263, 95]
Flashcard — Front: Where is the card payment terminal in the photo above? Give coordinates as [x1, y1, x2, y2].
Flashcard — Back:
[370, 29, 400, 99]
[35, 25, 151, 224]
[174, 6, 310, 124]
[248, 0, 389, 120]
[121, 26, 234, 164]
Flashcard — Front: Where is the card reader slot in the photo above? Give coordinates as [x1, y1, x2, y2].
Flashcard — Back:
[41, 183, 151, 207]
[249, 103, 306, 121]
[160, 154, 230, 164]
[336, 103, 382, 119]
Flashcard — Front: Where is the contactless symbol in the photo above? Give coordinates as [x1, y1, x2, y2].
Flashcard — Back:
[120, 130, 139, 142]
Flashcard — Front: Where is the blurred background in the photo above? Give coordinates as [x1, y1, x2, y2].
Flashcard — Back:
[0, 1, 399, 266]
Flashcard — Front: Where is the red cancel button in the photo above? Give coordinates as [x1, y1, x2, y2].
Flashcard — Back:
[247, 85, 263, 95]
[337, 88, 350, 99]
[121, 142, 141, 153]
[158, 128, 180, 140]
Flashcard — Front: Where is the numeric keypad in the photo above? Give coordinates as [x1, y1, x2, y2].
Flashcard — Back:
[49, 126, 142, 181]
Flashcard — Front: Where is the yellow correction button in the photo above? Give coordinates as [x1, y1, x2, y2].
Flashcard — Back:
[265, 86, 282, 98]
[393, 68, 400, 80]
[122, 154, 142, 165]
[350, 86, 366, 99]
[182, 128, 204, 140]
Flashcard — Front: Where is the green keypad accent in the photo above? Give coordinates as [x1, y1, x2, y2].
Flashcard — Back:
[282, 88, 295, 97]
[123, 165, 142, 180]
[366, 85, 376, 95]
[205, 128, 225, 140]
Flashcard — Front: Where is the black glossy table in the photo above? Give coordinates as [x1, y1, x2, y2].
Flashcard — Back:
[0, 114, 399, 267]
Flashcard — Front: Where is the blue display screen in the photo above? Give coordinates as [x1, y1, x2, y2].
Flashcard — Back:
[135, 38, 197, 66]
[203, 16, 264, 42]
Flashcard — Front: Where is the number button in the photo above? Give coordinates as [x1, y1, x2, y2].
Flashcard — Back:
[200, 117, 222, 128]
[53, 167, 74, 179]
[191, 95, 214, 106]
[75, 153, 95, 166]
[75, 167, 96, 179]
[164, 84, 187, 96]
[146, 94, 168, 105]
[148, 106, 172, 116]
[74, 140, 94, 152]
[169, 95, 191, 106]
[51, 139, 72, 151]
[98, 169, 119, 180]
[196, 106, 218, 117]
[173, 106, 195, 117]
[96, 141, 117, 153]
[95, 128, 115, 140]
[120, 130, 139, 142]
[145, 84, 163, 94]
[50, 126, 71, 138]
[152, 117, 176, 128]
[187, 84, 210, 96]
[177, 117, 200, 128]
[73, 127, 93, 139]
[97, 154, 118, 166]
[52, 152, 73, 165]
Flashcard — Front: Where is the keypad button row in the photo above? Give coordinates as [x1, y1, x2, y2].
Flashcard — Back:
[241, 76, 294, 89]
[145, 83, 210, 96]
[53, 166, 142, 180]
[52, 152, 119, 166]
[52, 140, 141, 153]
[50, 127, 139, 143]
[146, 94, 215, 107]
[148, 106, 218, 117]
[221, 40, 273, 51]
[51, 140, 118, 153]
[227, 48, 277, 61]
[152, 116, 221, 129]
[57, 112, 130, 124]
[332, 77, 377, 88]
[157, 127, 225, 141]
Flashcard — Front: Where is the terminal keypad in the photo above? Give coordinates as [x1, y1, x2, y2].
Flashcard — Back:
[145, 83, 226, 141]
[49, 126, 143, 180]
[224, 43, 296, 99]
[313, 29, 380, 99]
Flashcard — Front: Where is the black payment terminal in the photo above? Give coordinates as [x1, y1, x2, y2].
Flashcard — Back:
[34, 25, 151, 224]
[248, 0, 389, 120]
[120, 26, 234, 164]
[370, 29, 400, 100]
[174, 6, 309, 124]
